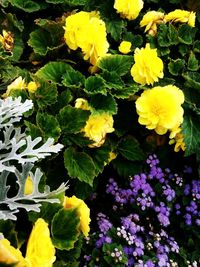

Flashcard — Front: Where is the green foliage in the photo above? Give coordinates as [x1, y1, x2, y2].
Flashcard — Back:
[98, 55, 134, 76]
[52, 208, 80, 250]
[90, 94, 118, 115]
[84, 75, 107, 95]
[58, 105, 90, 134]
[64, 147, 96, 186]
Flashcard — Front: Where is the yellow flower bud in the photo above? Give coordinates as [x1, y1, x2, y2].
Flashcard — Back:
[27, 81, 38, 94]
[24, 176, 34, 195]
[118, 41, 131, 54]
[2, 76, 26, 98]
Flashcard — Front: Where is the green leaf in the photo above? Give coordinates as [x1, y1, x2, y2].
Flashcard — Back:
[118, 136, 145, 161]
[106, 19, 126, 41]
[101, 71, 124, 90]
[187, 52, 199, 71]
[178, 24, 196, 45]
[182, 114, 200, 157]
[183, 72, 200, 91]
[193, 40, 200, 53]
[64, 147, 96, 186]
[34, 80, 58, 108]
[46, 0, 87, 5]
[90, 94, 117, 115]
[25, 121, 43, 139]
[28, 29, 58, 56]
[98, 55, 133, 76]
[58, 105, 90, 134]
[62, 69, 85, 88]
[157, 24, 170, 47]
[111, 85, 140, 99]
[10, 0, 42, 12]
[168, 59, 185, 76]
[36, 62, 73, 84]
[84, 75, 107, 95]
[168, 23, 179, 45]
[36, 112, 61, 142]
[52, 208, 80, 250]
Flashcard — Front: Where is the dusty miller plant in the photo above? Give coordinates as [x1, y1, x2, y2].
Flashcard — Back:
[0, 97, 67, 220]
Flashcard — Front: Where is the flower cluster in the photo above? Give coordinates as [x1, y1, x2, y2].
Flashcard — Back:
[140, 9, 196, 36]
[114, 0, 144, 20]
[75, 98, 114, 147]
[131, 43, 164, 85]
[81, 154, 199, 266]
[64, 11, 109, 65]
[135, 85, 184, 139]
[2, 76, 38, 98]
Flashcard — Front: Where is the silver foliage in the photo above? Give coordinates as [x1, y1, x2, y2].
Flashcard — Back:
[0, 97, 67, 220]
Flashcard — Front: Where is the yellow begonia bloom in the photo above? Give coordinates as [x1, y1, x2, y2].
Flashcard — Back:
[0, 29, 14, 52]
[165, 9, 196, 27]
[131, 43, 164, 85]
[64, 11, 109, 65]
[0, 238, 28, 267]
[0, 218, 55, 267]
[169, 132, 186, 152]
[114, 0, 144, 20]
[118, 41, 132, 54]
[140, 11, 165, 36]
[63, 195, 91, 237]
[135, 85, 184, 135]
[26, 218, 56, 267]
[75, 98, 90, 110]
[24, 175, 34, 195]
[27, 81, 38, 93]
[83, 113, 114, 148]
[2, 76, 26, 98]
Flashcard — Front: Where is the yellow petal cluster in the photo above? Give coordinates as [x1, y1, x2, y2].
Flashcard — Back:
[25, 218, 56, 267]
[0, 238, 28, 267]
[140, 11, 165, 36]
[0, 29, 14, 52]
[131, 43, 164, 85]
[63, 195, 91, 237]
[2, 76, 39, 98]
[165, 9, 196, 27]
[114, 0, 144, 20]
[24, 175, 34, 195]
[135, 85, 184, 135]
[118, 41, 132, 54]
[169, 132, 186, 152]
[0, 218, 55, 267]
[83, 113, 114, 148]
[64, 11, 109, 65]
[75, 98, 114, 147]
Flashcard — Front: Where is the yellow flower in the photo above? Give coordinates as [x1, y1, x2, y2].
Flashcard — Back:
[135, 85, 184, 135]
[25, 218, 56, 267]
[169, 132, 186, 152]
[165, 9, 196, 27]
[63, 195, 91, 237]
[114, 0, 144, 20]
[27, 81, 38, 94]
[75, 98, 90, 110]
[64, 11, 109, 65]
[131, 43, 164, 85]
[0, 29, 14, 52]
[140, 11, 165, 36]
[83, 113, 114, 148]
[118, 41, 132, 54]
[24, 175, 34, 195]
[2, 76, 26, 98]
[0, 238, 28, 267]
[0, 218, 55, 267]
